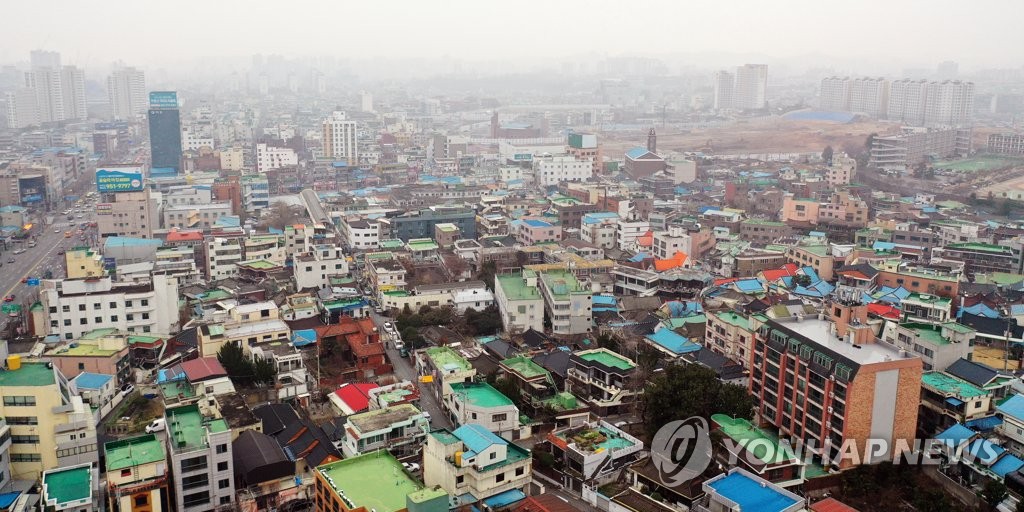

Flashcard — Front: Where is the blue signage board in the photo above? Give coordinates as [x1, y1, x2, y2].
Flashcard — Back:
[26, 279, 39, 286]
[96, 167, 144, 193]
[149, 91, 178, 109]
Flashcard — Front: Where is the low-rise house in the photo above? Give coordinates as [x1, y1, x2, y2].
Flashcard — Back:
[338, 403, 429, 457]
[545, 419, 643, 484]
[886, 321, 975, 371]
[105, 434, 169, 512]
[711, 414, 806, 488]
[920, 371, 993, 433]
[41, 462, 99, 512]
[567, 348, 639, 415]
[315, 451, 448, 512]
[697, 468, 804, 512]
[446, 381, 525, 440]
[997, 394, 1024, 455]
[424, 424, 532, 509]
[416, 346, 477, 402]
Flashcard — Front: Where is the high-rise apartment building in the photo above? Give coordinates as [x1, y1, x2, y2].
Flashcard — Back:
[849, 77, 889, 118]
[713, 71, 734, 110]
[5, 88, 39, 129]
[107, 66, 147, 120]
[26, 67, 64, 123]
[819, 77, 850, 111]
[887, 79, 928, 125]
[734, 64, 768, 110]
[148, 91, 183, 174]
[322, 111, 358, 162]
[924, 80, 975, 127]
[60, 65, 87, 121]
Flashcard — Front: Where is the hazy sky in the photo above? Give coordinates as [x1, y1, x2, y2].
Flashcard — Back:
[4, 0, 1023, 70]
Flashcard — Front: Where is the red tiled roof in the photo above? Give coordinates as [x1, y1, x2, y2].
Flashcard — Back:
[838, 269, 870, 280]
[809, 498, 859, 512]
[515, 494, 583, 512]
[166, 230, 204, 242]
[867, 303, 901, 320]
[180, 357, 227, 382]
[761, 263, 799, 281]
[332, 382, 379, 413]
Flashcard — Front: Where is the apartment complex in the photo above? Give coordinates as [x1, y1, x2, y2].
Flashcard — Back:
[39, 274, 179, 340]
[322, 111, 358, 162]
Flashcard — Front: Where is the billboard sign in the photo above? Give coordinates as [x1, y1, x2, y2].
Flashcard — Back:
[96, 168, 144, 193]
[96, 203, 113, 215]
[149, 91, 178, 109]
[513, 153, 533, 161]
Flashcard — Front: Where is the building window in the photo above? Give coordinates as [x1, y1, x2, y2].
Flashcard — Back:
[495, 472, 505, 483]
[3, 396, 36, 406]
[216, 444, 227, 454]
[217, 461, 228, 472]
[516, 466, 525, 476]
[218, 479, 230, 489]
[134, 495, 148, 507]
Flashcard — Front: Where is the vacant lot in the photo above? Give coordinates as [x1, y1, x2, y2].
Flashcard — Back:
[600, 117, 894, 157]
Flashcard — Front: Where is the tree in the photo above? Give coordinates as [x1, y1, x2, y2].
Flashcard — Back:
[401, 327, 426, 349]
[260, 201, 304, 231]
[640, 363, 753, 439]
[979, 480, 1008, 510]
[252, 357, 277, 386]
[463, 305, 503, 337]
[595, 333, 621, 352]
[822, 145, 834, 165]
[217, 342, 253, 382]
[478, 260, 497, 291]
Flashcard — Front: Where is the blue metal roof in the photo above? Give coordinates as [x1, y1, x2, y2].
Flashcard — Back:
[945, 397, 965, 407]
[965, 416, 1002, 432]
[735, 279, 765, 293]
[592, 295, 617, 306]
[75, 372, 113, 389]
[646, 328, 700, 355]
[104, 236, 163, 249]
[291, 329, 317, 348]
[992, 453, 1024, 477]
[967, 438, 1004, 465]
[453, 424, 507, 455]
[707, 472, 798, 512]
[625, 147, 649, 159]
[482, 489, 526, 508]
[936, 423, 975, 449]
[523, 219, 552, 228]
[997, 394, 1024, 421]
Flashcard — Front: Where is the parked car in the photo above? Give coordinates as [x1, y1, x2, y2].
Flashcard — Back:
[3, 295, 14, 303]
[145, 418, 166, 433]
[120, 383, 135, 396]
[383, 321, 395, 333]
[402, 462, 421, 473]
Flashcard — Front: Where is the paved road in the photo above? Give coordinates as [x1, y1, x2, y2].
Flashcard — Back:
[368, 311, 453, 432]
[1, 210, 95, 333]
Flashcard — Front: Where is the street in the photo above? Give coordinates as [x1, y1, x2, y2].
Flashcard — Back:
[368, 310, 454, 432]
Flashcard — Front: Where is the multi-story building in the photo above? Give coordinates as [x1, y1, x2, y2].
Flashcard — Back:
[899, 292, 953, 324]
[545, 419, 642, 484]
[740, 219, 792, 245]
[197, 301, 290, 357]
[241, 174, 270, 214]
[255, 143, 298, 173]
[445, 382, 523, 439]
[322, 111, 358, 162]
[826, 152, 857, 186]
[43, 329, 133, 384]
[706, 311, 755, 367]
[248, 339, 310, 402]
[848, 77, 889, 118]
[204, 236, 244, 281]
[567, 132, 602, 175]
[0, 361, 98, 479]
[511, 218, 561, 246]
[148, 91, 183, 174]
[652, 224, 713, 261]
[749, 303, 923, 469]
[423, 424, 532, 507]
[494, 271, 545, 334]
[932, 242, 1022, 275]
[567, 348, 638, 415]
[64, 247, 105, 278]
[219, 147, 245, 171]
[887, 321, 975, 372]
[924, 80, 975, 127]
[537, 270, 592, 336]
[105, 434, 170, 512]
[534, 155, 592, 187]
[60, 65, 87, 121]
[107, 66, 147, 120]
[987, 133, 1024, 156]
[341, 218, 382, 250]
[163, 203, 233, 230]
[920, 371, 992, 431]
[41, 462, 99, 512]
[616, 219, 650, 252]
[314, 452, 448, 512]
[581, 212, 620, 249]
[733, 64, 768, 110]
[293, 244, 348, 291]
[391, 206, 477, 241]
[415, 346, 477, 402]
[96, 188, 158, 239]
[887, 79, 929, 125]
[164, 403, 234, 512]
[713, 70, 735, 110]
[338, 403, 429, 457]
[366, 255, 407, 294]
[40, 274, 179, 340]
[819, 76, 850, 111]
[698, 469, 804, 512]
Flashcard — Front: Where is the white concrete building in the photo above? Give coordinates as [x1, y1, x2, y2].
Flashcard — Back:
[255, 143, 298, 173]
[850, 77, 890, 118]
[341, 218, 382, 250]
[322, 111, 358, 162]
[219, 147, 244, 171]
[616, 219, 650, 252]
[204, 236, 243, 281]
[164, 203, 233, 230]
[493, 271, 544, 334]
[537, 270, 592, 336]
[713, 70, 734, 110]
[734, 64, 768, 110]
[534, 155, 592, 187]
[60, 65, 87, 121]
[819, 76, 851, 111]
[165, 403, 235, 512]
[423, 424, 532, 506]
[652, 225, 697, 260]
[339, 404, 428, 457]
[107, 66, 147, 120]
[40, 274, 179, 340]
[452, 288, 495, 313]
[293, 245, 348, 291]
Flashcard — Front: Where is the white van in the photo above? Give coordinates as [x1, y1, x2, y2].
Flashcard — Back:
[145, 418, 166, 433]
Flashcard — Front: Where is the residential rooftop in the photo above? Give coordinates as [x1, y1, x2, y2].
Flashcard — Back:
[714, 311, 751, 330]
[424, 346, 473, 372]
[316, 452, 429, 512]
[349, 403, 423, 433]
[450, 381, 514, 408]
[922, 371, 988, 398]
[42, 464, 93, 510]
[712, 414, 796, 465]
[105, 434, 165, 471]
[166, 403, 229, 452]
[501, 356, 550, 380]
[576, 348, 636, 371]
[0, 361, 56, 387]
[496, 272, 542, 301]
[771, 317, 911, 366]
[539, 270, 588, 299]
[900, 322, 951, 346]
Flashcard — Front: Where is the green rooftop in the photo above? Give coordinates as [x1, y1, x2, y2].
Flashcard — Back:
[900, 322, 951, 345]
[166, 403, 226, 451]
[539, 270, 587, 299]
[43, 464, 92, 508]
[922, 371, 987, 398]
[537, 392, 579, 411]
[317, 452, 426, 512]
[105, 434, 165, 470]
[715, 311, 751, 330]
[379, 239, 405, 249]
[947, 242, 1014, 254]
[237, 259, 280, 269]
[742, 218, 786, 227]
[79, 328, 119, 340]
[942, 321, 976, 334]
[0, 362, 56, 387]
[496, 272, 542, 301]
[430, 429, 462, 445]
[407, 238, 440, 251]
[975, 272, 1024, 286]
[904, 293, 952, 305]
[501, 356, 551, 380]
[424, 346, 473, 372]
[577, 348, 636, 371]
[450, 382, 514, 408]
[712, 414, 797, 464]
[57, 343, 120, 357]
[160, 380, 196, 400]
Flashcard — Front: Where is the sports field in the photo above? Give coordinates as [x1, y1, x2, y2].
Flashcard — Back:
[932, 155, 1024, 173]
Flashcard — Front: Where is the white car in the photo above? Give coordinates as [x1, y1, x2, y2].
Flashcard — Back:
[402, 462, 421, 473]
[383, 321, 395, 333]
[145, 418, 166, 433]
[393, 339, 405, 351]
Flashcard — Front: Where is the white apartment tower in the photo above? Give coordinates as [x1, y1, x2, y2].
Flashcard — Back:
[26, 67, 64, 123]
[733, 64, 768, 110]
[849, 77, 889, 118]
[887, 79, 929, 125]
[322, 111, 358, 162]
[60, 66, 87, 121]
[5, 88, 39, 129]
[713, 70, 734, 110]
[107, 66, 147, 120]
[819, 77, 850, 111]
[924, 80, 974, 127]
